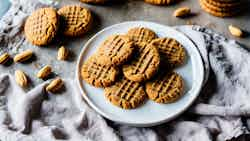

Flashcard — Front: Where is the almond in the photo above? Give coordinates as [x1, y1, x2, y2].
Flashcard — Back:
[57, 46, 69, 61]
[0, 53, 10, 64]
[37, 65, 52, 79]
[46, 77, 64, 93]
[15, 70, 28, 88]
[229, 25, 243, 37]
[174, 7, 191, 17]
[14, 50, 33, 63]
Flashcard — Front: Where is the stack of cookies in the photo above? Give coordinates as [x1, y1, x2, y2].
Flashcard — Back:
[199, 0, 246, 17]
[24, 5, 93, 46]
[81, 27, 186, 109]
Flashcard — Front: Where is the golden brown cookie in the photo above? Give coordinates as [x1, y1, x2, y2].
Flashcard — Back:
[146, 71, 184, 104]
[199, 0, 242, 17]
[58, 5, 93, 37]
[206, 0, 241, 8]
[123, 42, 160, 82]
[105, 77, 147, 109]
[144, 0, 176, 5]
[150, 38, 186, 67]
[80, 0, 107, 4]
[127, 27, 157, 43]
[96, 35, 134, 66]
[202, 0, 241, 12]
[81, 55, 119, 87]
[24, 7, 59, 46]
[211, 0, 238, 3]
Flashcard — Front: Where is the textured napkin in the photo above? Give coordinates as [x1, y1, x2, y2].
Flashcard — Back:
[1, 0, 250, 141]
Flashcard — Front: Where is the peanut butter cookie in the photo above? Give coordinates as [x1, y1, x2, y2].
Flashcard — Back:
[206, 0, 242, 8]
[127, 27, 157, 43]
[123, 42, 160, 82]
[80, 0, 107, 4]
[105, 77, 147, 109]
[146, 71, 184, 104]
[81, 55, 119, 87]
[210, 0, 238, 3]
[199, 0, 243, 17]
[96, 35, 134, 66]
[24, 7, 59, 46]
[150, 38, 186, 67]
[58, 5, 93, 36]
[144, 0, 176, 5]
[202, 0, 241, 12]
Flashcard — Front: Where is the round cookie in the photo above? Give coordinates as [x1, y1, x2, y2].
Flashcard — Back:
[123, 42, 160, 82]
[150, 38, 186, 67]
[24, 7, 59, 46]
[105, 77, 147, 109]
[80, 0, 107, 4]
[206, 0, 242, 8]
[144, 0, 176, 5]
[96, 35, 134, 66]
[202, 0, 241, 12]
[199, 0, 241, 17]
[58, 5, 92, 37]
[81, 55, 119, 87]
[127, 27, 157, 43]
[210, 0, 238, 3]
[146, 71, 184, 104]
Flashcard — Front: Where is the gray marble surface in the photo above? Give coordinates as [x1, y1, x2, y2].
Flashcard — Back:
[0, 0, 249, 88]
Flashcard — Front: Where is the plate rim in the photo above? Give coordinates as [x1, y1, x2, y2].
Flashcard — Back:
[76, 21, 204, 127]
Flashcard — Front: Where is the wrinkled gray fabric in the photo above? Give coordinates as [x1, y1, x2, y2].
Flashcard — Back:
[1, 0, 250, 141]
[0, 74, 120, 141]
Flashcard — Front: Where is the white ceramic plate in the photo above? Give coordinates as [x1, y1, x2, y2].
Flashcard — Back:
[76, 21, 204, 127]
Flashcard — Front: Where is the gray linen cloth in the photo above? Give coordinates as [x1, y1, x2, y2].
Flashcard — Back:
[1, 0, 250, 141]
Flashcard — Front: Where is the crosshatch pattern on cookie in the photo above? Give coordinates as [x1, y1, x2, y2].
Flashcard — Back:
[210, 0, 239, 3]
[105, 77, 147, 109]
[127, 27, 157, 43]
[58, 5, 92, 36]
[199, 0, 242, 17]
[123, 42, 160, 82]
[206, 0, 242, 8]
[202, 0, 242, 12]
[25, 8, 58, 46]
[144, 0, 175, 5]
[81, 56, 118, 87]
[146, 72, 184, 103]
[80, 0, 107, 4]
[151, 38, 185, 66]
[97, 35, 134, 66]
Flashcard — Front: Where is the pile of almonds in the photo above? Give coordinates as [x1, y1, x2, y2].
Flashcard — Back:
[0, 46, 69, 93]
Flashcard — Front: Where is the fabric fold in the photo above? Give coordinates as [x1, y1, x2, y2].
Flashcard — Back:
[0, 74, 121, 141]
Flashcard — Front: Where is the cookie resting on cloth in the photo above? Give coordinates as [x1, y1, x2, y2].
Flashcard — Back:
[24, 7, 59, 46]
